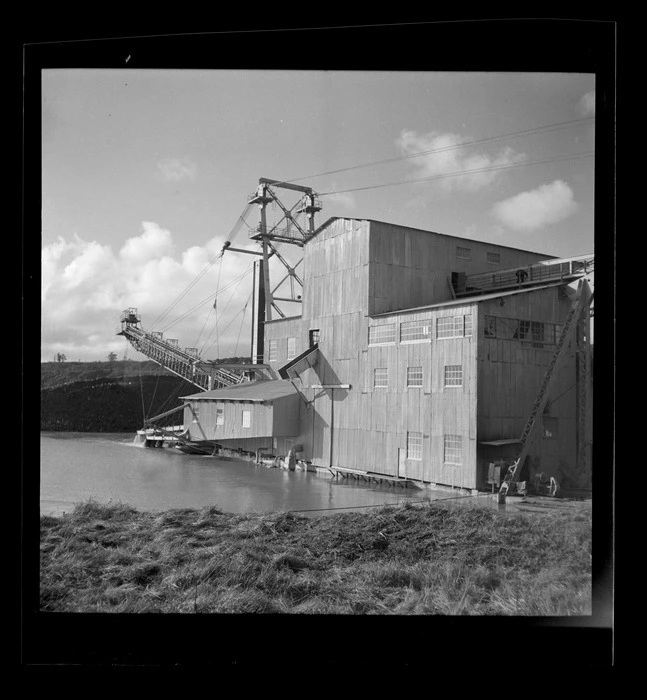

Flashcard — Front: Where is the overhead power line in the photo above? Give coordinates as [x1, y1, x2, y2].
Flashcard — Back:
[283, 116, 595, 186]
[318, 151, 594, 196]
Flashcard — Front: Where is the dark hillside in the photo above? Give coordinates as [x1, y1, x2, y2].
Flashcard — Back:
[40, 358, 251, 391]
[40, 359, 251, 432]
[40, 375, 198, 432]
[40, 361, 175, 391]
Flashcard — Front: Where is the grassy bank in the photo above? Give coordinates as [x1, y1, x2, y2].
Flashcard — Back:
[39, 498, 592, 615]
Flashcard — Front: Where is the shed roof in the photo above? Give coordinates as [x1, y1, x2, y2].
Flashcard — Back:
[181, 379, 298, 403]
[371, 282, 564, 318]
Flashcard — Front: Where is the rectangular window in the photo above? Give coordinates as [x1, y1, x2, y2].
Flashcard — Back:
[407, 431, 423, 461]
[368, 323, 396, 345]
[444, 365, 463, 387]
[444, 434, 463, 465]
[242, 410, 251, 428]
[486, 316, 560, 346]
[374, 367, 389, 388]
[400, 319, 432, 343]
[309, 329, 320, 347]
[287, 337, 297, 360]
[487, 251, 501, 264]
[437, 315, 472, 339]
[456, 246, 471, 260]
[191, 402, 200, 422]
[268, 339, 278, 362]
[531, 321, 545, 343]
[514, 320, 531, 340]
[407, 366, 423, 388]
[543, 417, 559, 439]
[216, 407, 224, 426]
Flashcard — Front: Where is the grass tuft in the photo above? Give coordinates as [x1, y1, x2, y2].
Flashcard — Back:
[39, 497, 592, 615]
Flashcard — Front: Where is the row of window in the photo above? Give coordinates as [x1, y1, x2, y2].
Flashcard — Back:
[267, 330, 319, 363]
[268, 338, 298, 362]
[369, 314, 473, 346]
[192, 405, 251, 428]
[483, 315, 562, 345]
[456, 246, 501, 264]
[374, 365, 463, 388]
[407, 431, 463, 465]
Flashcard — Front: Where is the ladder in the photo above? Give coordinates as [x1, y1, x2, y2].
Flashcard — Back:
[497, 279, 593, 503]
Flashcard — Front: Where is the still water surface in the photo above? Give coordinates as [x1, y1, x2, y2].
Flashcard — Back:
[40, 433, 436, 517]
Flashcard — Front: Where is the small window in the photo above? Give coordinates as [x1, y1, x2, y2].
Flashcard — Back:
[444, 434, 463, 465]
[374, 368, 388, 388]
[368, 323, 396, 345]
[444, 365, 463, 387]
[437, 315, 472, 339]
[286, 337, 297, 360]
[216, 407, 224, 426]
[484, 316, 497, 338]
[487, 252, 501, 264]
[268, 339, 278, 362]
[242, 410, 251, 428]
[191, 402, 200, 423]
[543, 417, 559, 439]
[400, 319, 431, 343]
[531, 321, 545, 343]
[407, 366, 423, 388]
[513, 320, 531, 340]
[309, 329, 320, 347]
[456, 246, 471, 260]
[407, 431, 423, 461]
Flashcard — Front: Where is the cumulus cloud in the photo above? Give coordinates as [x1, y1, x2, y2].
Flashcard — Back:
[156, 157, 198, 182]
[396, 129, 526, 192]
[579, 91, 595, 117]
[491, 180, 579, 231]
[41, 224, 261, 362]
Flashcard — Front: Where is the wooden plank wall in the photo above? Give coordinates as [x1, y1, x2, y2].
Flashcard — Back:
[184, 399, 290, 441]
[476, 286, 578, 482]
[368, 220, 556, 316]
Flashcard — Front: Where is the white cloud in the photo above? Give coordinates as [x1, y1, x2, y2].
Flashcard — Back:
[41, 224, 260, 362]
[396, 129, 526, 192]
[579, 91, 595, 117]
[491, 180, 579, 232]
[156, 157, 198, 182]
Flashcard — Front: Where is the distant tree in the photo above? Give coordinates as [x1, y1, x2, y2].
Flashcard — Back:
[56, 353, 67, 363]
[108, 352, 118, 362]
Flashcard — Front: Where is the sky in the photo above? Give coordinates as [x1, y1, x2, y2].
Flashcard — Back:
[41, 67, 597, 363]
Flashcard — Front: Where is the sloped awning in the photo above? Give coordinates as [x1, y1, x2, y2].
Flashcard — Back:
[278, 344, 319, 379]
[479, 439, 522, 446]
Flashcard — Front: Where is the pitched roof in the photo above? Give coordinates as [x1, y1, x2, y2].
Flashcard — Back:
[181, 379, 298, 403]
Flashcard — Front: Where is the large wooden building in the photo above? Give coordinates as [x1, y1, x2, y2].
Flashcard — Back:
[181, 217, 592, 492]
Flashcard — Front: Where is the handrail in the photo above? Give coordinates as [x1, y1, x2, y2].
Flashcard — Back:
[455, 254, 593, 297]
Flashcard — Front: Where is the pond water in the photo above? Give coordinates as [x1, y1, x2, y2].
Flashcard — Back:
[39, 432, 446, 517]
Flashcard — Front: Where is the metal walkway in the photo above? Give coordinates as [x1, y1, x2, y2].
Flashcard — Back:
[454, 254, 594, 298]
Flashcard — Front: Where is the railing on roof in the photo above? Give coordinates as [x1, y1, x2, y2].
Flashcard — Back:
[454, 254, 594, 297]
[248, 223, 311, 244]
